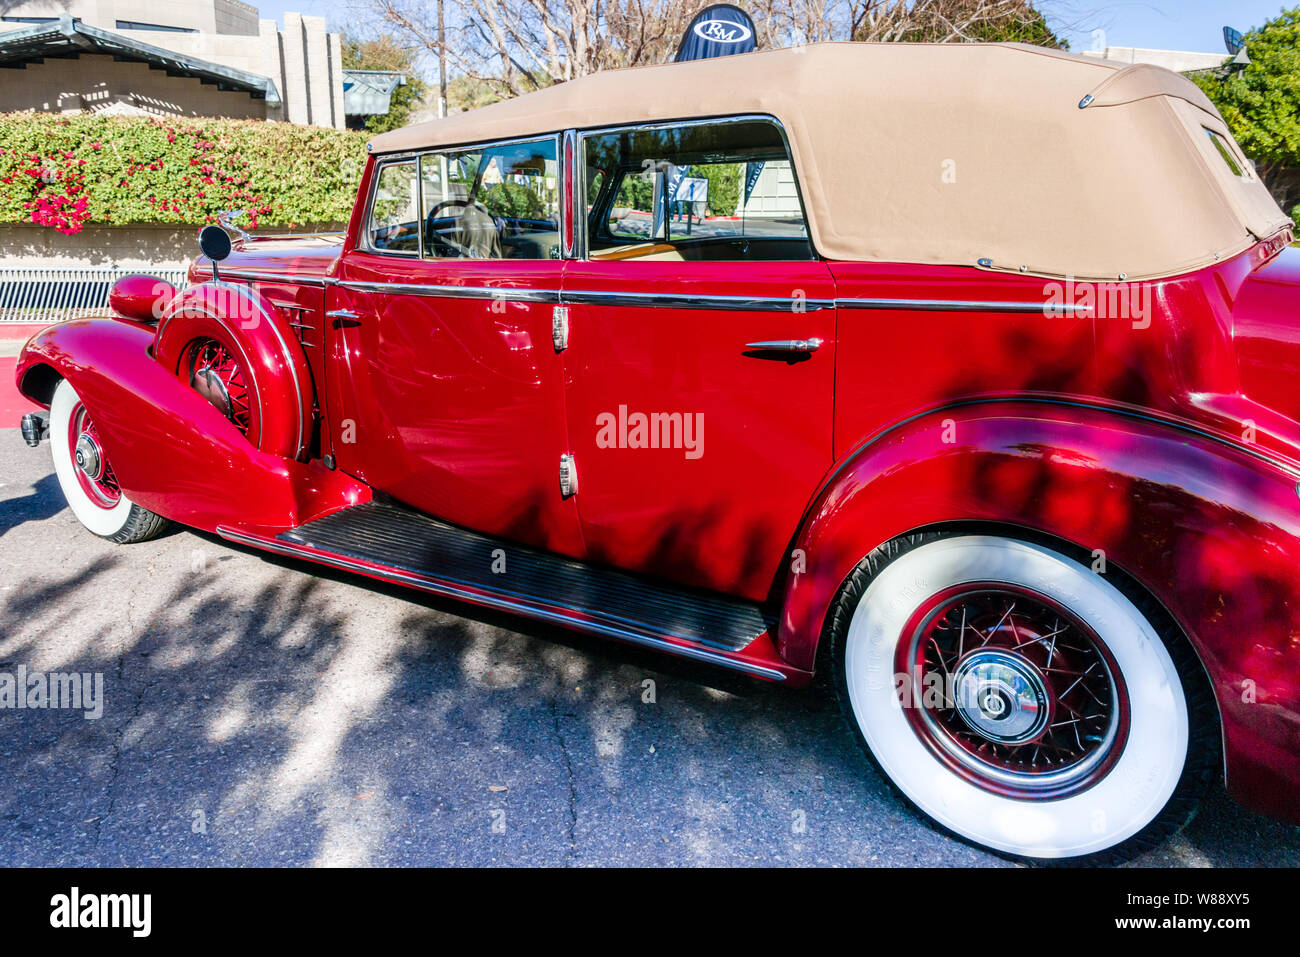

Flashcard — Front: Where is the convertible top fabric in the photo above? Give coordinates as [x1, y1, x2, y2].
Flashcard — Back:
[368, 42, 1291, 280]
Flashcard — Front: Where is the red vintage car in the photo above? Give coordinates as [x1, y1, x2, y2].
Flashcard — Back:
[14, 42, 1300, 863]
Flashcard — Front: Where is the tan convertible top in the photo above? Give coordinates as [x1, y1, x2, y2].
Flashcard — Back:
[369, 42, 1291, 280]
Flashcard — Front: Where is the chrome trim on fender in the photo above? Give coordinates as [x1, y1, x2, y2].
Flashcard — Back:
[215, 526, 787, 682]
[811, 395, 1300, 510]
[159, 280, 309, 459]
[214, 280, 309, 460]
[838, 297, 1091, 314]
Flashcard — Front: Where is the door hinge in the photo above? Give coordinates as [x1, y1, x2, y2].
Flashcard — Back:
[559, 453, 578, 498]
[552, 305, 570, 352]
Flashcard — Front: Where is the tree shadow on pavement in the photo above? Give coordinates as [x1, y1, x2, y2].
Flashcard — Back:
[0, 429, 1297, 867]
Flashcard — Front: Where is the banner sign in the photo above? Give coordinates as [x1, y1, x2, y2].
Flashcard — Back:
[674, 4, 758, 62]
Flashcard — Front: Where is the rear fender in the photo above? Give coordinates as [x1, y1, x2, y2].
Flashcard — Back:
[782, 399, 1300, 821]
[16, 317, 367, 532]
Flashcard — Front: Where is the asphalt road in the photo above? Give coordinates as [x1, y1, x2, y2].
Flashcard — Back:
[0, 426, 1295, 867]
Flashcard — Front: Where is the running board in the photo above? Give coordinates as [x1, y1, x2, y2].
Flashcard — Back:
[217, 500, 786, 681]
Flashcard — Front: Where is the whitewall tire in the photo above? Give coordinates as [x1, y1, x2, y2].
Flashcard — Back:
[829, 532, 1218, 863]
[48, 379, 168, 544]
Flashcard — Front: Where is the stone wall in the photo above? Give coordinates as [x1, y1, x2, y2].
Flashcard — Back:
[0, 223, 345, 270]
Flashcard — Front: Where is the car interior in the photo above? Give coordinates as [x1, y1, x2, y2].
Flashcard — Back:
[366, 118, 814, 263]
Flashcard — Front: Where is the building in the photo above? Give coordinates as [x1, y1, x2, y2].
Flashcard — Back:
[0, 0, 399, 129]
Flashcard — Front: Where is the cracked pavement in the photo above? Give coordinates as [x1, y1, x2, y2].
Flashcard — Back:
[0, 427, 1297, 866]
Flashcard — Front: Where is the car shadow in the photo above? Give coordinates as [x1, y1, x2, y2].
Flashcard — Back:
[0, 472, 63, 536]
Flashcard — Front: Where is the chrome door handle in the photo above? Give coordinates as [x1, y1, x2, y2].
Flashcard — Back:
[327, 308, 362, 329]
[744, 338, 823, 353]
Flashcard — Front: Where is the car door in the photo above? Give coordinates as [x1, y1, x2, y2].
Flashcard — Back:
[561, 116, 837, 601]
[328, 138, 586, 558]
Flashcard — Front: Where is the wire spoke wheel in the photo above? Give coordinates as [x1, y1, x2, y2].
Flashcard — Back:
[897, 584, 1129, 799]
[835, 535, 1202, 861]
[185, 337, 256, 440]
[68, 402, 122, 509]
[49, 379, 168, 543]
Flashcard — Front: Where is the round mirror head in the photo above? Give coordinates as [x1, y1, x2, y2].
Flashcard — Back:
[198, 224, 232, 262]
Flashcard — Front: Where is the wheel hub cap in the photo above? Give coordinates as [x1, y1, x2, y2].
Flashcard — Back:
[953, 649, 1049, 743]
[898, 584, 1130, 798]
[74, 432, 104, 482]
[192, 366, 233, 419]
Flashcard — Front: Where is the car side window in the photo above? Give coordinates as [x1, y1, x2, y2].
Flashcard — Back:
[419, 139, 561, 260]
[583, 118, 813, 261]
[367, 161, 420, 255]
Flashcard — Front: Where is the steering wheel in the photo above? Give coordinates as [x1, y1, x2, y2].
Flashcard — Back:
[425, 199, 501, 259]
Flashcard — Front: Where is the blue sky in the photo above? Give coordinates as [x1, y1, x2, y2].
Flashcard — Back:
[1054, 1, 1293, 52]
[251, 0, 1293, 58]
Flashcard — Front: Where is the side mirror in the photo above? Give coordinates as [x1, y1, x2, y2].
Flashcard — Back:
[198, 224, 232, 262]
[109, 275, 177, 325]
[198, 223, 233, 281]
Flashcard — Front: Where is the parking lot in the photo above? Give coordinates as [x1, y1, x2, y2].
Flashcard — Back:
[0, 425, 1296, 866]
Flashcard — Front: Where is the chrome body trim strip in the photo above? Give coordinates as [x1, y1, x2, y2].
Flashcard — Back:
[210, 274, 1086, 316]
[838, 297, 1090, 314]
[560, 289, 834, 312]
[216, 526, 787, 682]
[338, 280, 561, 303]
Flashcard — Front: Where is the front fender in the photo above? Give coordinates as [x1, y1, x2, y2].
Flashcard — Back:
[16, 317, 367, 532]
[782, 400, 1300, 821]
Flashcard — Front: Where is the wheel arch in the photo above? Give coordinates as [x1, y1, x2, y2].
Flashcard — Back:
[780, 399, 1300, 821]
[16, 360, 63, 407]
[14, 316, 367, 533]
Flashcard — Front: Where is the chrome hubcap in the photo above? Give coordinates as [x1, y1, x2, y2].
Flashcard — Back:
[952, 649, 1049, 743]
[74, 432, 103, 482]
[192, 366, 233, 419]
[901, 584, 1130, 798]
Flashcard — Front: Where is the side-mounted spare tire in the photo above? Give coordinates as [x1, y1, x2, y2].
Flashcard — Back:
[154, 282, 313, 461]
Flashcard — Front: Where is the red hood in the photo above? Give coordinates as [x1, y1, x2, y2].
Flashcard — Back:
[188, 232, 345, 283]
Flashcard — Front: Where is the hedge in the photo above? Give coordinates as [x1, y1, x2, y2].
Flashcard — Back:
[0, 113, 368, 234]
